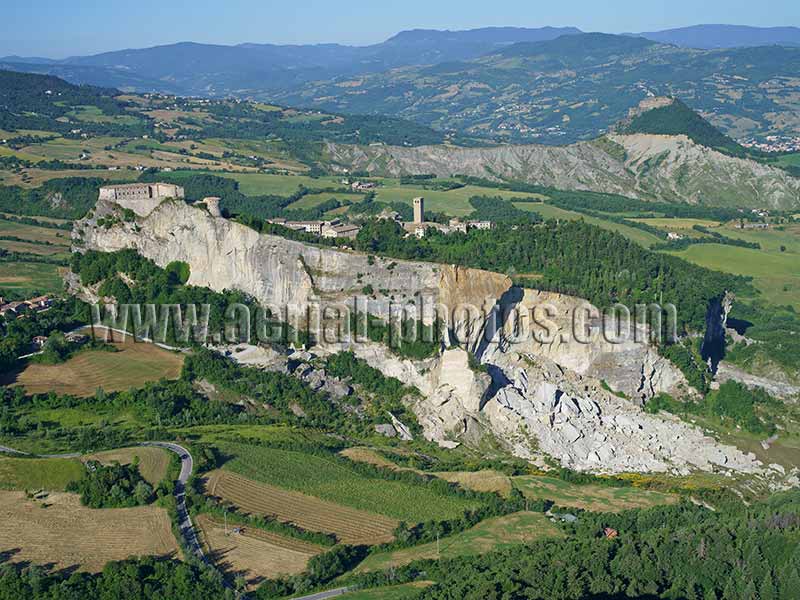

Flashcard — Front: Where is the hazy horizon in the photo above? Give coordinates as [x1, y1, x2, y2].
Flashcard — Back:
[2, 0, 799, 58]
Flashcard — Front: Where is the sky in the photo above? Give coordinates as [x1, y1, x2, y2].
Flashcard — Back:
[2, 0, 799, 58]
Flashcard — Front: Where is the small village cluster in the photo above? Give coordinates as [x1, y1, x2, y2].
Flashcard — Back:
[267, 196, 493, 241]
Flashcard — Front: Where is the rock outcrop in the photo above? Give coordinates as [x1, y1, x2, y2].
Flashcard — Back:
[76, 193, 767, 476]
[74, 196, 511, 342]
[323, 134, 800, 209]
[482, 353, 761, 474]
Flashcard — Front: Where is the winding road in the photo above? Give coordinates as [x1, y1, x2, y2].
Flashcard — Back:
[1, 442, 357, 598]
[0, 441, 204, 561]
[139, 441, 205, 560]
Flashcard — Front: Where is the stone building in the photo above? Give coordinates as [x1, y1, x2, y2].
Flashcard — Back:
[413, 197, 425, 224]
[98, 183, 185, 216]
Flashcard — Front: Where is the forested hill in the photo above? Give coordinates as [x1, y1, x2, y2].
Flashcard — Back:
[619, 98, 747, 156]
[0, 69, 456, 147]
[0, 69, 147, 136]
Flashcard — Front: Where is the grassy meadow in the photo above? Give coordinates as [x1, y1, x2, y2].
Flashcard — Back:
[0, 456, 85, 491]
[511, 475, 678, 512]
[355, 511, 563, 573]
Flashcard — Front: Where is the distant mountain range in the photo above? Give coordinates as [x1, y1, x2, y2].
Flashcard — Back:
[274, 33, 800, 144]
[628, 24, 800, 49]
[2, 25, 800, 144]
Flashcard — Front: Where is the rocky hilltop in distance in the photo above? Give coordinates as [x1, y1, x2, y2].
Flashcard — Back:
[324, 98, 800, 209]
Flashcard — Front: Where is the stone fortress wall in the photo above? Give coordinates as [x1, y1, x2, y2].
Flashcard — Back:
[98, 183, 185, 217]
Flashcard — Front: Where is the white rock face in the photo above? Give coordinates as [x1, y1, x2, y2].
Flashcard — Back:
[75, 198, 511, 339]
[76, 194, 766, 476]
[484, 289, 689, 402]
[482, 353, 762, 475]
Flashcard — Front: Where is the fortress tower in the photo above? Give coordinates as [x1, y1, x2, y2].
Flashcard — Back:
[413, 197, 425, 224]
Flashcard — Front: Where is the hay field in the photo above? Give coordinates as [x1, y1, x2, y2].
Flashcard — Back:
[355, 511, 562, 573]
[84, 446, 171, 486]
[196, 514, 322, 589]
[204, 470, 398, 545]
[433, 470, 513, 496]
[0, 456, 84, 491]
[0, 219, 68, 244]
[0, 491, 179, 572]
[10, 335, 185, 396]
[340, 449, 512, 496]
[512, 475, 678, 512]
[0, 261, 63, 295]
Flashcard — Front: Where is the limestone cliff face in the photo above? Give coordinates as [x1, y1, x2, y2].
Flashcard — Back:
[323, 134, 800, 209]
[75, 194, 768, 477]
[74, 197, 511, 338]
[484, 289, 689, 402]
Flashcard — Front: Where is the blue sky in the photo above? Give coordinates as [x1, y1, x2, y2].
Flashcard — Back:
[2, 0, 799, 58]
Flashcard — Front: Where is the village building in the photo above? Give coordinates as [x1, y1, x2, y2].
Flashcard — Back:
[321, 223, 361, 240]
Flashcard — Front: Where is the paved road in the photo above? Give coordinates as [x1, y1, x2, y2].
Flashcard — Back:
[293, 588, 350, 600]
[140, 441, 205, 560]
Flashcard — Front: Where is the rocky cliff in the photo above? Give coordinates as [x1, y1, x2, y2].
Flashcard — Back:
[75, 194, 769, 477]
[74, 196, 511, 342]
[323, 134, 800, 209]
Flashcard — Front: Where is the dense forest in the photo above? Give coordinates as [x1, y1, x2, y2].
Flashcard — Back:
[66, 461, 154, 508]
[0, 177, 115, 219]
[0, 557, 231, 599]
[347, 491, 800, 600]
[352, 218, 751, 333]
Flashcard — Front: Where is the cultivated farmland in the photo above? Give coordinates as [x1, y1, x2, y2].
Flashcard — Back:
[204, 469, 398, 545]
[355, 511, 563, 573]
[0, 261, 63, 295]
[0, 456, 84, 491]
[0, 491, 179, 572]
[512, 475, 678, 512]
[433, 470, 513, 496]
[196, 513, 322, 589]
[220, 442, 481, 522]
[8, 334, 185, 396]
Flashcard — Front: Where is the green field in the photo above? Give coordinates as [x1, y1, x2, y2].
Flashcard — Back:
[776, 152, 800, 168]
[515, 202, 663, 247]
[218, 172, 337, 196]
[0, 261, 63, 295]
[0, 219, 69, 244]
[629, 217, 722, 230]
[0, 456, 84, 491]
[355, 512, 563, 572]
[667, 230, 800, 308]
[511, 475, 678, 512]
[66, 105, 143, 126]
[220, 442, 481, 522]
[288, 192, 365, 209]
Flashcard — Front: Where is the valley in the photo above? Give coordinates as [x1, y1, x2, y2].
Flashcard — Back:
[0, 30, 799, 600]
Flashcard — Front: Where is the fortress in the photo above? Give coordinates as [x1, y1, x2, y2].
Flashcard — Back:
[98, 183, 185, 217]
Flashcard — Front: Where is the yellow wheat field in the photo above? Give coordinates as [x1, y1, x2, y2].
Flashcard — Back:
[196, 514, 322, 589]
[204, 470, 398, 545]
[0, 491, 179, 571]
